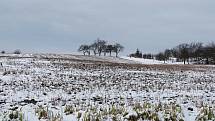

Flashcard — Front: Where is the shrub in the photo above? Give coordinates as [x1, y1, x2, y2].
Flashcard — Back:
[14, 50, 21, 54]
[1, 51, 5, 54]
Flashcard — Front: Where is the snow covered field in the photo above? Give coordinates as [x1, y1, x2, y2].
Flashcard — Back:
[121, 57, 185, 65]
[0, 54, 215, 121]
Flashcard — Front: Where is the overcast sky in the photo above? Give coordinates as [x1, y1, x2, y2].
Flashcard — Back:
[0, 0, 215, 55]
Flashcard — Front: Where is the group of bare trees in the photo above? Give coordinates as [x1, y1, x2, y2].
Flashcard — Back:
[78, 38, 124, 57]
[129, 42, 215, 65]
[156, 42, 215, 64]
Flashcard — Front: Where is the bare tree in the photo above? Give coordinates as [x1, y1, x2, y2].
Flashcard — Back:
[102, 44, 108, 56]
[113, 43, 124, 57]
[106, 45, 114, 56]
[96, 38, 106, 56]
[176, 43, 190, 64]
[90, 43, 98, 56]
[164, 49, 172, 61]
[189, 42, 203, 62]
[78, 45, 90, 55]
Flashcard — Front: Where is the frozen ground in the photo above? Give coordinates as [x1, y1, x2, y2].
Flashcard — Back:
[0, 54, 215, 121]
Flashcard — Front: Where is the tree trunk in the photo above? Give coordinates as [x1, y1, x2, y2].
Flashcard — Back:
[116, 52, 118, 57]
[206, 58, 209, 64]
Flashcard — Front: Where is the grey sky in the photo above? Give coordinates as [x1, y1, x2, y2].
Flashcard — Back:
[0, 0, 215, 55]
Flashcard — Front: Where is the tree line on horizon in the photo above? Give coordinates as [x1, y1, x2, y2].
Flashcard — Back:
[0, 50, 21, 55]
[130, 42, 215, 65]
[78, 38, 124, 57]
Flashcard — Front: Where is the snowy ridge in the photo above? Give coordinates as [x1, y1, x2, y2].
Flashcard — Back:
[0, 53, 138, 64]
